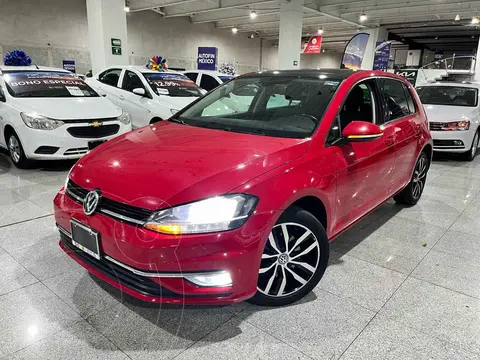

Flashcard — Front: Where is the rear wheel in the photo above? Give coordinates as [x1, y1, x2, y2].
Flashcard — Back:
[7, 131, 31, 169]
[463, 131, 479, 161]
[393, 151, 429, 205]
[249, 206, 329, 306]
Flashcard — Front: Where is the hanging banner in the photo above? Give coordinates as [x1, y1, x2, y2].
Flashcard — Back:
[62, 60, 76, 73]
[303, 36, 322, 54]
[372, 41, 391, 71]
[197, 47, 218, 71]
[341, 33, 370, 70]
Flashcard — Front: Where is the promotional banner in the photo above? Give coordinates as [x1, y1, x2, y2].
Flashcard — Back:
[394, 69, 418, 86]
[197, 47, 218, 71]
[372, 41, 391, 71]
[62, 60, 76, 73]
[303, 36, 322, 54]
[341, 33, 370, 70]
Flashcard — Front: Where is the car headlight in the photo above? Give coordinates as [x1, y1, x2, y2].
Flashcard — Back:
[170, 109, 179, 115]
[441, 121, 470, 131]
[117, 110, 131, 125]
[20, 113, 64, 130]
[144, 194, 258, 235]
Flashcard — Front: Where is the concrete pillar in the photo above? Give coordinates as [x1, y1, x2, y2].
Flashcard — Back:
[361, 27, 388, 70]
[278, 0, 304, 69]
[86, 0, 129, 74]
[473, 40, 480, 82]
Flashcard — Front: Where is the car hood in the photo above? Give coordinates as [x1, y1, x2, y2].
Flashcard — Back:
[156, 95, 198, 111]
[424, 104, 477, 123]
[11, 97, 121, 120]
[70, 122, 310, 209]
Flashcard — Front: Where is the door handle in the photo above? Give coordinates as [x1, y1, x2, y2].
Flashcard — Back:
[384, 135, 395, 146]
[119, 95, 125, 101]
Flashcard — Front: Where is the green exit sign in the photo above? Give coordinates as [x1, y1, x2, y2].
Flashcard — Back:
[112, 47, 122, 55]
[111, 38, 122, 46]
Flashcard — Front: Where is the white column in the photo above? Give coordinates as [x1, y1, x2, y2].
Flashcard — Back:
[474, 40, 480, 82]
[278, 0, 304, 69]
[361, 27, 388, 70]
[86, 0, 129, 74]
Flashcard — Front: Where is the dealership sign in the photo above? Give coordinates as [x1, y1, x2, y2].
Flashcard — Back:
[394, 69, 418, 86]
[62, 60, 76, 73]
[197, 47, 218, 71]
[303, 36, 322, 54]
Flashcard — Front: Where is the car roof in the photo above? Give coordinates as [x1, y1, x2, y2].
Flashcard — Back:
[109, 65, 184, 75]
[184, 70, 232, 76]
[417, 81, 480, 89]
[0, 65, 70, 73]
[241, 69, 355, 79]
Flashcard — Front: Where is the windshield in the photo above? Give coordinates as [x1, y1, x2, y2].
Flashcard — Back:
[417, 86, 478, 107]
[3, 71, 99, 98]
[143, 73, 204, 97]
[175, 75, 342, 138]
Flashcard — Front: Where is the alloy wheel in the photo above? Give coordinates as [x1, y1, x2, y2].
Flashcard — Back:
[412, 155, 427, 200]
[471, 132, 479, 159]
[257, 222, 320, 297]
[8, 135, 21, 164]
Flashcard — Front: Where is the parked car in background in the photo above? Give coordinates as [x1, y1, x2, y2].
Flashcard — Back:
[416, 82, 480, 161]
[55, 69, 431, 307]
[183, 70, 234, 91]
[0, 66, 131, 168]
[87, 66, 205, 128]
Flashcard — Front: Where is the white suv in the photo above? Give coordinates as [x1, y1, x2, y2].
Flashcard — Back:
[87, 66, 205, 128]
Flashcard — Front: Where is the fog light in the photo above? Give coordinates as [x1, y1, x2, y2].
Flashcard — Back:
[184, 271, 232, 287]
[454, 140, 464, 146]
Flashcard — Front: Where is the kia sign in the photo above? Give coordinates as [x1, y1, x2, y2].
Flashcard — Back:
[394, 69, 418, 86]
[197, 47, 218, 71]
[303, 36, 322, 54]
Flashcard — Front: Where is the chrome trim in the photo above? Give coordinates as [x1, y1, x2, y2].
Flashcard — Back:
[58, 225, 72, 238]
[65, 188, 84, 204]
[100, 209, 145, 225]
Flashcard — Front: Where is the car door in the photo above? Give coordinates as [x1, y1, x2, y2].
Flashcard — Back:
[329, 80, 396, 234]
[119, 70, 151, 128]
[0, 82, 8, 148]
[95, 68, 123, 105]
[378, 78, 419, 192]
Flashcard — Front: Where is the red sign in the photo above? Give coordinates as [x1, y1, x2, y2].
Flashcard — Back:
[303, 36, 322, 54]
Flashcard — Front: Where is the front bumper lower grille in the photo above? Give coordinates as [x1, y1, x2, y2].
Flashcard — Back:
[433, 139, 465, 149]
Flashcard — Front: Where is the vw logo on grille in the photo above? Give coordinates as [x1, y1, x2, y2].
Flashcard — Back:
[83, 189, 102, 216]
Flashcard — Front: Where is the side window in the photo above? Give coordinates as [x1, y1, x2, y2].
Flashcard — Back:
[326, 115, 341, 144]
[98, 69, 121, 87]
[338, 81, 377, 131]
[185, 72, 198, 82]
[200, 74, 219, 91]
[379, 79, 411, 121]
[122, 71, 145, 93]
[403, 84, 417, 114]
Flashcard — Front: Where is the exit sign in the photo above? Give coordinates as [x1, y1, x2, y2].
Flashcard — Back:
[111, 38, 121, 46]
[112, 47, 122, 55]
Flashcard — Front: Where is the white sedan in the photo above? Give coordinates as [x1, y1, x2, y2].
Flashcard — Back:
[417, 82, 480, 161]
[183, 70, 234, 91]
[87, 66, 205, 128]
[0, 66, 131, 168]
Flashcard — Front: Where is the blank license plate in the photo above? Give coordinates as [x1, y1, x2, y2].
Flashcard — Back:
[70, 219, 101, 260]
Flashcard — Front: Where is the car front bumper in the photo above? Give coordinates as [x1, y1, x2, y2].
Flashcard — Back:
[431, 130, 476, 153]
[53, 189, 277, 305]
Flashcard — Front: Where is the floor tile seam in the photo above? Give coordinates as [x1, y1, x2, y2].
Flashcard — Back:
[0, 214, 53, 230]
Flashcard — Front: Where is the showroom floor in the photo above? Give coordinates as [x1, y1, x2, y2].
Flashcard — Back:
[0, 153, 480, 360]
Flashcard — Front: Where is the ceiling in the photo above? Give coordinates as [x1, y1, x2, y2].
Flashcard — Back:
[129, 0, 480, 52]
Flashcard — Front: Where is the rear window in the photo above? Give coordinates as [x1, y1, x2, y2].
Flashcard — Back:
[3, 71, 98, 98]
[218, 75, 234, 82]
[416, 86, 478, 107]
[143, 73, 204, 97]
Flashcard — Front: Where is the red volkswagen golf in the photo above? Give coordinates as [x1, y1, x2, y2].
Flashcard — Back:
[54, 70, 432, 306]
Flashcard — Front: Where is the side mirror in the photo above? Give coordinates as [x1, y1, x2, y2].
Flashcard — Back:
[342, 121, 383, 142]
[133, 88, 146, 96]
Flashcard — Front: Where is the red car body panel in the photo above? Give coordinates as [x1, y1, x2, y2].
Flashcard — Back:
[54, 70, 432, 304]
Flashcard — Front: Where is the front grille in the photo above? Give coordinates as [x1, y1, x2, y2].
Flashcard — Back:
[433, 139, 465, 149]
[64, 147, 89, 156]
[67, 124, 120, 139]
[66, 180, 154, 225]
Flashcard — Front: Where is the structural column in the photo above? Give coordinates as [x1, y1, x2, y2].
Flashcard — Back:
[86, 0, 129, 74]
[474, 38, 480, 82]
[278, 0, 304, 70]
[361, 27, 388, 70]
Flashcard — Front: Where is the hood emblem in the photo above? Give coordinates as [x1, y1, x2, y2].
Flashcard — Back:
[90, 121, 103, 127]
[83, 189, 102, 216]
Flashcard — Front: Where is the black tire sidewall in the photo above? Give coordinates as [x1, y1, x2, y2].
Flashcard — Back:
[465, 131, 479, 161]
[8, 132, 29, 168]
[249, 206, 330, 307]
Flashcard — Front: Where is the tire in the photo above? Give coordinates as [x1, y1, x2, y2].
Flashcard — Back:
[7, 131, 31, 169]
[463, 131, 479, 162]
[248, 206, 329, 306]
[393, 151, 429, 205]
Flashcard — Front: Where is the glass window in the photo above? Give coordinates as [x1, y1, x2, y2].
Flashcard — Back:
[218, 75, 234, 82]
[266, 86, 299, 109]
[184, 72, 198, 82]
[98, 69, 121, 87]
[3, 71, 99, 98]
[416, 86, 478, 107]
[143, 72, 204, 97]
[403, 84, 417, 113]
[200, 74, 219, 91]
[379, 79, 411, 121]
[122, 71, 145, 93]
[339, 82, 376, 130]
[176, 75, 342, 139]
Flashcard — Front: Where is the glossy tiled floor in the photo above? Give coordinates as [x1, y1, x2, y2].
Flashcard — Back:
[1, 152, 480, 360]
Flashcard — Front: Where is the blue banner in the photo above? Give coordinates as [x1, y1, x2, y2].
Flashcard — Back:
[373, 41, 391, 71]
[62, 60, 76, 73]
[197, 47, 218, 71]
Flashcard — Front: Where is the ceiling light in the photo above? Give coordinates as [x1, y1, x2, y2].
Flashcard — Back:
[435, 36, 439, 40]
[317, 28, 324, 35]
[359, 13, 367, 22]
[250, 33, 255, 39]
[232, 26, 238, 34]
[124, 0, 130, 12]
[250, 10, 257, 19]
[322, 49, 325, 52]
[472, 17, 479, 24]
[455, 14, 461, 21]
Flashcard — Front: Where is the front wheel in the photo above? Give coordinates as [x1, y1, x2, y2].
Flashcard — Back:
[394, 151, 429, 205]
[7, 132, 31, 169]
[249, 206, 329, 307]
[463, 131, 479, 161]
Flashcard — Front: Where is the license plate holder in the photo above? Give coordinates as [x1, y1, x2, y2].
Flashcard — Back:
[88, 140, 106, 150]
[70, 219, 101, 260]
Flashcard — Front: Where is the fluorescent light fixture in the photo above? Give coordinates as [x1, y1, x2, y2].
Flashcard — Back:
[359, 13, 367, 22]
[455, 14, 461, 21]
[250, 10, 257, 19]
[123, 6, 130, 12]
[232, 26, 238, 34]
[472, 17, 479, 24]
[317, 28, 324, 35]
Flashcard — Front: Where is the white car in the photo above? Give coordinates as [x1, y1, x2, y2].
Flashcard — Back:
[183, 70, 234, 91]
[417, 82, 480, 161]
[87, 66, 204, 128]
[0, 66, 131, 168]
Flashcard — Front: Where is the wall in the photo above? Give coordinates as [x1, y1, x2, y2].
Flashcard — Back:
[0, 0, 275, 74]
[300, 51, 342, 69]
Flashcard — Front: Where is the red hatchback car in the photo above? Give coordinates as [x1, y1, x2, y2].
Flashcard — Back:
[54, 69, 432, 306]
